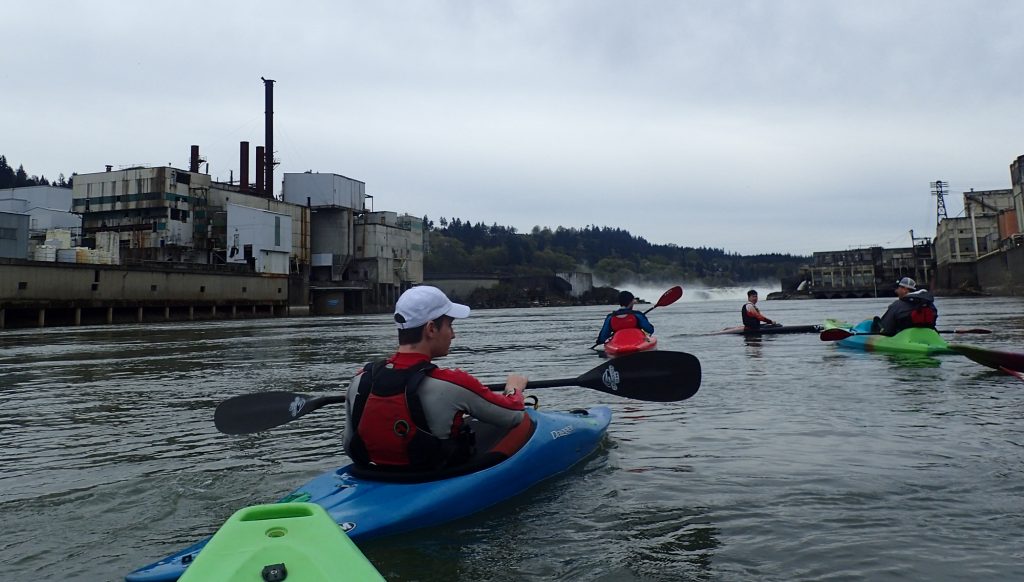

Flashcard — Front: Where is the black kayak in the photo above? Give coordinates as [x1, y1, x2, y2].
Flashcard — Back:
[712, 324, 823, 335]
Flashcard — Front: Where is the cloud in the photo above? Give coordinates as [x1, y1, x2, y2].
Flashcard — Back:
[3, 0, 1022, 255]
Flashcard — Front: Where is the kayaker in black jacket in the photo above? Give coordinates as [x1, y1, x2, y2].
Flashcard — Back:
[873, 277, 938, 336]
[742, 289, 777, 330]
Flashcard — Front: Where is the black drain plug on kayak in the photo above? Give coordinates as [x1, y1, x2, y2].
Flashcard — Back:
[262, 563, 287, 581]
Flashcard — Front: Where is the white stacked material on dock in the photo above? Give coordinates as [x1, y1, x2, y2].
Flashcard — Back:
[57, 248, 78, 263]
[34, 245, 57, 262]
[94, 231, 121, 265]
[45, 229, 72, 249]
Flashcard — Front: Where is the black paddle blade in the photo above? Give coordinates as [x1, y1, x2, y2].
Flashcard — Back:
[576, 350, 701, 402]
[820, 328, 854, 341]
[214, 391, 346, 435]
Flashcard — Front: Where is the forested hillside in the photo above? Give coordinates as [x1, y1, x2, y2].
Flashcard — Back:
[424, 217, 807, 286]
[0, 155, 72, 189]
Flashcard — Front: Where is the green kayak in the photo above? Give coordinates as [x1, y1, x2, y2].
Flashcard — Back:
[823, 319, 953, 356]
[178, 502, 384, 582]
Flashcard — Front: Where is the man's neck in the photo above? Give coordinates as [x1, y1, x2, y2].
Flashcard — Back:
[397, 344, 432, 356]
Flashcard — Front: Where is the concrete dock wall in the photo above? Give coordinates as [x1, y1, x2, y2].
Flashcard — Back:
[1, 259, 290, 329]
[976, 245, 1024, 296]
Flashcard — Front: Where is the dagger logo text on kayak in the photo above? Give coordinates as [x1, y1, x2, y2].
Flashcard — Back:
[289, 396, 306, 418]
[602, 366, 621, 391]
[551, 425, 576, 439]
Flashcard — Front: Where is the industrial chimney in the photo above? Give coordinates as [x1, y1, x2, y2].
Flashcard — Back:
[189, 145, 200, 173]
[240, 141, 249, 191]
[255, 146, 265, 195]
[262, 77, 276, 199]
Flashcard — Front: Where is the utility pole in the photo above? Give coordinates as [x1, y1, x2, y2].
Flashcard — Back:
[930, 180, 948, 227]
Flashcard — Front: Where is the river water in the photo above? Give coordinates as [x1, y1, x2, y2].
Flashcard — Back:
[2, 295, 1023, 581]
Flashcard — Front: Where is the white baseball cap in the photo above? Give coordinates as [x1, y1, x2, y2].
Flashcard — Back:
[394, 286, 471, 329]
[896, 277, 917, 290]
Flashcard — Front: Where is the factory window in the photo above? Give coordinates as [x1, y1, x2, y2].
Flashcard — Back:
[200, 285, 206, 293]
[275, 216, 281, 246]
[18, 282, 27, 289]
[151, 285, 158, 292]
[0, 227, 16, 240]
[242, 286, 247, 293]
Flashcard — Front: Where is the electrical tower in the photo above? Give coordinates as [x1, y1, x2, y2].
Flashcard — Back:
[930, 180, 948, 226]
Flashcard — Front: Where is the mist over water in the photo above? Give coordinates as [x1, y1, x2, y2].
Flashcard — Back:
[598, 281, 781, 304]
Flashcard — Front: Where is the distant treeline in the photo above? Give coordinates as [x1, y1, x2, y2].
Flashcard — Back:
[423, 216, 807, 286]
[0, 155, 73, 189]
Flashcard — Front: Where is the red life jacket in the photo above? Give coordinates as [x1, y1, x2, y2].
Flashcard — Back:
[609, 311, 640, 332]
[909, 304, 937, 327]
[347, 360, 447, 470]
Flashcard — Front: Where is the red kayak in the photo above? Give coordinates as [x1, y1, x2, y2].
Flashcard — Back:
[604, 327, 658, 357]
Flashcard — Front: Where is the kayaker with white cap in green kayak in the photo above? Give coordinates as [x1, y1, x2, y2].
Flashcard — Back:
[872, 277, 938, 336]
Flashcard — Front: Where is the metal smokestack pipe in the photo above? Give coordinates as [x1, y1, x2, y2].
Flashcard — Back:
[262, 77, 276, 199]
[255, 146, 265, 195]
[240, 141, 250, 191]
[190, 145, 200, 173]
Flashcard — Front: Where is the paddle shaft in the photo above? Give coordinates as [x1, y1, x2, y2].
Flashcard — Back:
[215, 351, 701, 434]
[485, 378, 576, 390]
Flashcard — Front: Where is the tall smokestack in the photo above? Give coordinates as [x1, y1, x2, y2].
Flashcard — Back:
[255, 146, 265, 195]
[262, 77, 276, 199]
[240, 141, 250, 191]
[189, 145, 200, 173]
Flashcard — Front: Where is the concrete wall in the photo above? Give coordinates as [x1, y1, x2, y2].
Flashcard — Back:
[556, 271, 594, 297]
[309, 207, 353, 278]
[0, 212, 29, 259]
[1, 261, 288, 307]
[282, 172, 365, 210]
[424, 277, 501, 300]
[0, 185, 74, 210]
[934, 261, 978, 293]
[976, 244, 1024, 295]
[0, 198, 81, 232]
[210, 186, 310, 265]
[226, 203, 292, 274]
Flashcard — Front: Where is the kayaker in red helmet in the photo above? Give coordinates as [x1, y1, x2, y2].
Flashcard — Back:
[741, 289, 776, 331]
[596, 290, 655, 345]
[872, 277, 938, 335]
[343, 286, 528, 472]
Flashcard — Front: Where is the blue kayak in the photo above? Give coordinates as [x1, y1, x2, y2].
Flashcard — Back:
[127, 406, 612, 582]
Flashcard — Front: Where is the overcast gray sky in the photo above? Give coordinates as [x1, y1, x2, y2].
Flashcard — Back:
[3, 0, 1022, 255]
